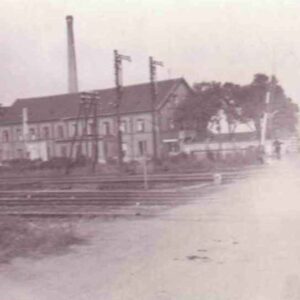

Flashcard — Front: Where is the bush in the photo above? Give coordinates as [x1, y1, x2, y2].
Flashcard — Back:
[0, 217, 84, 263]
[40, 157, 73, 170]
[5, 158, 42, 171]
[106, 157, 118, 165]
[168, 152, 189, 164]
[123, 160, 139, 174]
[155, 148, 261, 173]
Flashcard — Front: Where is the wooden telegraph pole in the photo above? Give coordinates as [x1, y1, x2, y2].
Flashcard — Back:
[261, 76, 275, 146]
[91, 91, 101, 173]
[66, 91, 101, 174]
[149, 56, 163, 162]
[114, 50, 131, 168]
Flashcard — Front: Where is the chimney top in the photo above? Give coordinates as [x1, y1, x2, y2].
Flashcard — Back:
[66, 15, 73, 22]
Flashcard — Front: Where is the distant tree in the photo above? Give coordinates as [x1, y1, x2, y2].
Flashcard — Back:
[219, 82, 244, 135]
[268, 84, 299, 137]
[174, 73, 298, 140]
[174, 82, 223, 138]
[237, 73, 299, 138]
[174, 81, 243, 138]
[237, 73, 269, 139]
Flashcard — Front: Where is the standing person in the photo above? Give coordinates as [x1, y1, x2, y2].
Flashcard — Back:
[273, 139, 283, 159]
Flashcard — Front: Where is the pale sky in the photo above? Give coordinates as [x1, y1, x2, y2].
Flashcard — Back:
[1, 0, 300, 105]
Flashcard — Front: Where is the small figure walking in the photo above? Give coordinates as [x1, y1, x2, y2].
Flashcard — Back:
[273, 139, 282, 159]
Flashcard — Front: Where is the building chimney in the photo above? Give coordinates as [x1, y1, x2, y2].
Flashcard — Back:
[66, 15, 79, 93]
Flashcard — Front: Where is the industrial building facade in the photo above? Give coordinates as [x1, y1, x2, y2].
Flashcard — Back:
[0, 78, 192, 163]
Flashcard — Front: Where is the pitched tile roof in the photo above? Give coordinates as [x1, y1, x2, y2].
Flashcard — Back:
[1, 78, 187, 125]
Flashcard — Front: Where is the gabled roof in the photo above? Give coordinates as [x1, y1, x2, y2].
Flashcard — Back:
[1, 78, 188, 125]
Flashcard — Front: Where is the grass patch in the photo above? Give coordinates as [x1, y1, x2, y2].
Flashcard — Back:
[0, 217, 85, 264]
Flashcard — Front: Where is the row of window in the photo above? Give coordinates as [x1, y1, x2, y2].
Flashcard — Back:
[72, 119, 149, 136]
[0, 139, 181, 161]
[1, 117, 177, 143]
[1, 126, 65, 143]
[0, 120, 146, 143]
[120, 118, 175, 133]
[61, 140, 148, 159]
[9, 141, 148, 160]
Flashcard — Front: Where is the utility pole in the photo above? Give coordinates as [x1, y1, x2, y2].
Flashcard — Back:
[91, 91, 101, 173]
[81, 94, 90, 157]
[261, 76, 275, 146]
[261, 47, 277, 147]
[149, 56, 163, 161]
[66, 91, 101, 174]
[114, 50, 131, 168]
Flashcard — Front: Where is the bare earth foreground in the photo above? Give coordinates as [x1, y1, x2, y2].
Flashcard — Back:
[1, 157, 300, 300]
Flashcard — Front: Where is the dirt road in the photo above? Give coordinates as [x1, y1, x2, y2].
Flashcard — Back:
[1, 158, 300, 300]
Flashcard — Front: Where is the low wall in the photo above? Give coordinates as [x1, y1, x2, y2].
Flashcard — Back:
[182, 138, 299, 159]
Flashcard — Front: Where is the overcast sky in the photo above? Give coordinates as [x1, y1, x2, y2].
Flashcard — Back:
[1, 0, 300, 105]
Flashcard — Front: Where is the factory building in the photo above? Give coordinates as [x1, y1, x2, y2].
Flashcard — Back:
[0, 16, 193, 163]
[0, 78, 192, 163]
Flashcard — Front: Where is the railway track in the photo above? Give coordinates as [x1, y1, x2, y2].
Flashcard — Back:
[0, 189, 208, 217]
[0, 166, 265, 216]
[0, 168, 260, 189]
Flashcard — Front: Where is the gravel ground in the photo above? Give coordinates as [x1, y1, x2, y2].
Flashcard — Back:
[0, 157, 300, 300]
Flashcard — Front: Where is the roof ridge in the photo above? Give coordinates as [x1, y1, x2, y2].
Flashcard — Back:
[17, 77, 183, 102]
[1, 78, 188, 125]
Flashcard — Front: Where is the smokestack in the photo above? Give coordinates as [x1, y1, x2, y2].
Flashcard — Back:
[66, 15, 79, 93]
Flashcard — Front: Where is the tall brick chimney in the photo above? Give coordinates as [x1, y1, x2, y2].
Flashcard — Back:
[66, 15, 79, 93]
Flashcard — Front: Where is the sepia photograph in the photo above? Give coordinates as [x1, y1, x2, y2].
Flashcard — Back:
[0, 0, 300, 299]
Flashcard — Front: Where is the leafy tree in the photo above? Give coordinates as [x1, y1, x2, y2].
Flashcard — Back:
[237, 73, 269, 138]
[174, 82, 223, 138]
[238, 73, 298, 138]
[174, 81, 243, 138]
[268, 83, 298, 137]
[174, 73, 298, 140]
